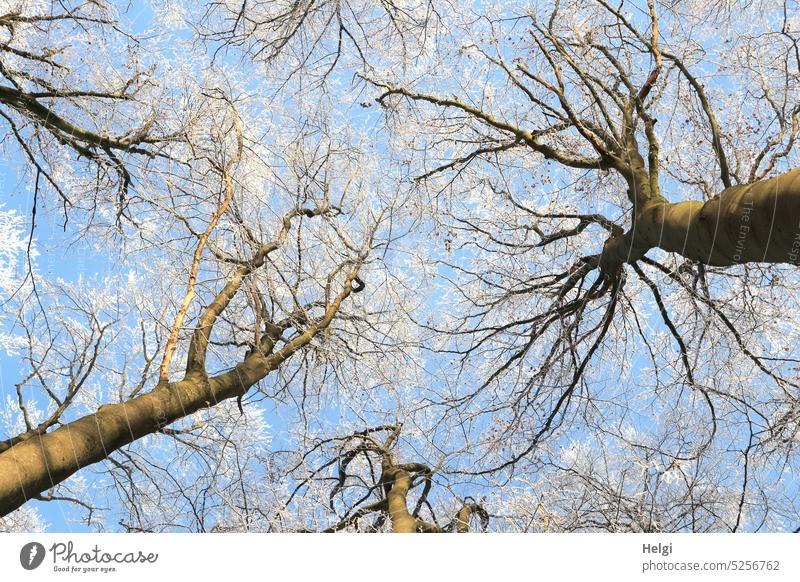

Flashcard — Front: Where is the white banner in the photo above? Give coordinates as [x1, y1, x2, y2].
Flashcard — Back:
[0, 533, 798, 581]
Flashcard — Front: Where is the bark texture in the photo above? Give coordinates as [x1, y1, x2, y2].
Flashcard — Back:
[601, 168, 800, 271]
[0, 354, 273, 515]
[0, 259, 363, 516]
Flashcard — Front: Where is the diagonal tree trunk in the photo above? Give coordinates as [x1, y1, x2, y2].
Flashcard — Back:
[0, 303, 352, 516]
[0, 198, 365, 516]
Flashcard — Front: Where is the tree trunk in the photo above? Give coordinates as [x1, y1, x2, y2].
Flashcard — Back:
[0, 355, 273, 516]
[600, 168, 800, 271]
[384, 468, 418, 533]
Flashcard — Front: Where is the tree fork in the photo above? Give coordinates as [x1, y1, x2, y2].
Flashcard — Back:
[0, 265, 363, 517]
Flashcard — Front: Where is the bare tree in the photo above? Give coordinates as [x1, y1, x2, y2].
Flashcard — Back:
[270, 425, 488, 533]
[360, 0, 800, 531]
[0, 1, 179, 224]
[0, 1, 405, 519]
[195, 0, 447, 80]
[3, 0, 800, 533]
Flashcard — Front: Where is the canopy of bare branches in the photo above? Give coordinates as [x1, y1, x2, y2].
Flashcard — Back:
[1, 0, 799, 533]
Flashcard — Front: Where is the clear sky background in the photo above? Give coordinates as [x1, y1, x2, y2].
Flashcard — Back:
[3, 0, 798, 533]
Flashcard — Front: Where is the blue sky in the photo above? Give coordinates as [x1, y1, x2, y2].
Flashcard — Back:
[2, 0, 798, 533]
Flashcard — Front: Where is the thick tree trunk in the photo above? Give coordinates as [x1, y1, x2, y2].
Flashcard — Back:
[0, 259, 362, 516]
[0, 353, 274, 516]
[600, 168, 800, 270]
[454, 503, 488, 533]
[385, 468, 418, 533]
